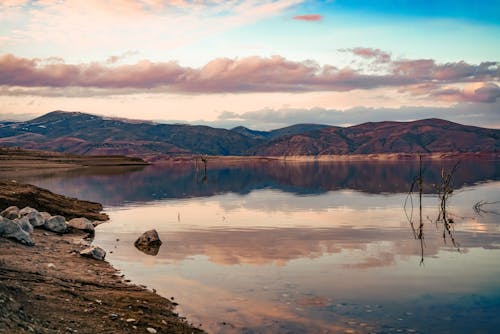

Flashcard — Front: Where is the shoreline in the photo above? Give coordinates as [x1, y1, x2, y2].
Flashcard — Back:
[147, 151, 500, 164]
[0, 179, 203, 333]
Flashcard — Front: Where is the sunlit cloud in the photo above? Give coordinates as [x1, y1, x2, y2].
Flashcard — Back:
[1, 53, 498, 100]
[0, 0, 303, 58]
[292, 14, 322, 21]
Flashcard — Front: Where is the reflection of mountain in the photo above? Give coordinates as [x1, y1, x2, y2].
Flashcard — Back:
[19, 160, 499, 206]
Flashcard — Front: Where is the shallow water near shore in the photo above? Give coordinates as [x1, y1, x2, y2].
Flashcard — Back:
[16, 160, 500, 333]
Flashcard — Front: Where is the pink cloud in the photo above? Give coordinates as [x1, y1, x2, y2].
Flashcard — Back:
[293, 14, 323, 21]
[0, 53, 498, 103]
[431, 83, 500, 103]
[350, 47, 391, 63]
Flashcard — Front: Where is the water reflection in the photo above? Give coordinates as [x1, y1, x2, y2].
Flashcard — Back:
[11, 160, 500, 334]
[15, 160, 500, 206]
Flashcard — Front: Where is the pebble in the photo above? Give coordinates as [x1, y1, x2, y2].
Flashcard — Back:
[126, 318, 136, 323]
[146, 328, 157, 334]
[47, 263, 56, 269]
[110, 313, 118, 320]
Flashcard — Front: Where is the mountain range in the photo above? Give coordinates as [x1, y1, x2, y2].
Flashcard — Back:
[0, 111, 498, 156]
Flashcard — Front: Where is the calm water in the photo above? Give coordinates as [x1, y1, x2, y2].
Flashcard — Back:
[14, 160, 500, 333]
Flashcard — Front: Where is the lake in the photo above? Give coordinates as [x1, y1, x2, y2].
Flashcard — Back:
[14, 159, 500, 333]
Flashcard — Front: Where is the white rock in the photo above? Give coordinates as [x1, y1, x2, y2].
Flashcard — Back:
[146, 328, 157, 333]
[27, 211, 45, 227]
[0, 217, 35, 246]
[67, 217, 95, 233]
[15, 216, 34, 234]
[80, 246, 106, 261]
[39, 212, 52, 223]
[1, 206, 20, 220]
[19, 207, 37, 217]
[44, 215, 67, 233]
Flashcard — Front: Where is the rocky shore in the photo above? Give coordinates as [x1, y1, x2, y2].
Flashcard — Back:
[0, 182, 203, 334]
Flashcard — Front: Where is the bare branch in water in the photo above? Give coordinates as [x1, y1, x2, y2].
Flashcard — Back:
[404, 157, 462, 265]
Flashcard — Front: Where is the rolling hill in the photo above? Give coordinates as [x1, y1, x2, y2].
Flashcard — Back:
[0, 111, 498, 156]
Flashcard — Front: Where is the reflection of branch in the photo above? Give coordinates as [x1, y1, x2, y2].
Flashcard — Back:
[404, 158, 462, 265]
[404, 156, 425, 265]
[403, 176, 418, 239]
[473, 200, 500, 216]
[434, 162, 461, 252]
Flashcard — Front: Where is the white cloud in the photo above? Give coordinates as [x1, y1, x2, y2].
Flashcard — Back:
[198, 102, 500, 130]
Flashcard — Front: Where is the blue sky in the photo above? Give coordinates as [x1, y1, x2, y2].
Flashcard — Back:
[0, 0, 499, 128]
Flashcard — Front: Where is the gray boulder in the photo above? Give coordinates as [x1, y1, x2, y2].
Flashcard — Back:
[67, 217, 95, 233]
[19, 207, 37, 217]
[15, 216, 34, 234]
[80, 246, 106, 261]
[44, 215, 67, 233]
[1, 206, 20, 220]
[39, 212, 52, 223]
[27, 211, 45, 227]
[0, 216, 35, 246]
[134, 229, 162, 256]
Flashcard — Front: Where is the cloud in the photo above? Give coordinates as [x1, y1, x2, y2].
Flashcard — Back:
[106, 50, 139, 64]
[1, 53, 498, 98]
[204, 102, 500, 130]
[347, 47, 391, 63]
[430, 82, 500, 103]
[293, 14, 323, 21]
[2, 0, 303, 57]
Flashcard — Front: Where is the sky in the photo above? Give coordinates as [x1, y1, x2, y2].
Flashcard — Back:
[0, 0, 499, 129]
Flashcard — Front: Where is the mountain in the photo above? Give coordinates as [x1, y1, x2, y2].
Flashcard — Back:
[0, 111, 260, 156]
[249, 118, 500, 155]
[0, 111, 498, 156]
[232, 124, 330, 140]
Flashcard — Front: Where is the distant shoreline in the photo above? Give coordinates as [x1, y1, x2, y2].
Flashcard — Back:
[1, 146, 498, 169]
[148, 152, 500, 164]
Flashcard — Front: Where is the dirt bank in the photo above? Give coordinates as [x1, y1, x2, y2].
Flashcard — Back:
[0, 176, 203, 333]
[0, 229, 203, 334]
[0, 180, 108, 221]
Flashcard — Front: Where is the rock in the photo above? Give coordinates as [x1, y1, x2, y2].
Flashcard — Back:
[0, 216, 35, 246]
[47, 263, 56, 269]
[16, 216, 34, 234]
[126, 318, 136, 323]
[134, 229, 162, 255]
[135, 229, 162, 247]
[147, 328, 157, 334]
[80, 246, 106, 261]
[19, 206, 37, 217]
[67, 217, 95, 233]
[1, 206, 20, 220]
[92, 220, 107, 227]
[44, 215, 67, 233]
[39, 212, 52, 222]
[27, 211, 45, 227]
